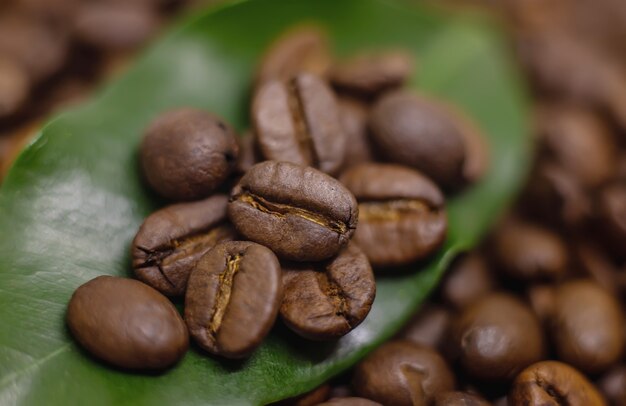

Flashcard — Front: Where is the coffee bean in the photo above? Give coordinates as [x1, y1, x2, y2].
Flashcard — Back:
[0, 59, 30, 118]
[340, 163, 446, 267]
[140, 108, 239, 201]
[66, 276, 188, 370]
[440, 252, 494, 309]
[536, 104, 617, 188]
[576, 241, 625, 296]
[329, 51, 413, 96]
[318, 398, 382, 406]
[132, 194, 236, 296]
[398, 304, 450, 352]
[228, 161, 358, 261]
[492, 218, 567, 282]
[434, 391, 491, 406]
[369, 90, 467, 188]
[0, 15, 68, 82]
[74, 2, 161, 50]
[353, 340, 455, 406]
[273, 384, 330, 406]
[252, 73, 346, 175]
[256, 25, 331, 84]
[509, 361, 605, 406]
[525, 284, 556, 323]
[338, 98, 375, 170]
[185, 241, 281, 358]
[549, 280, 624, 374]
[523, 162, 592, 227]
[597, 365, 626, 406]
[449, 293, 545, 382]
[280, 243, 375, 340]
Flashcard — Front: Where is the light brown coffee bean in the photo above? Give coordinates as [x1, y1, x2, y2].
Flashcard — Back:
[353, 341, 455, 406]
[550, 280, 624, 374]
[0, 59, 30, 118]
[131, 195, 236, 296]
[338, 98, 375, 170]
[252, 73, 346, 175]
[509, 361, 605, 406]
[440, 252, 494, 309]
[434, 391, 492, 406]
[398, 304, 450, 352]
[67, 276, 188, 370]
[280, 243, 375, 340]
[185, 241, 281, 358]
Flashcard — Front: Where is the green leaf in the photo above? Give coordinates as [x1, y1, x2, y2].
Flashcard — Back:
[0, 0, 531, 404]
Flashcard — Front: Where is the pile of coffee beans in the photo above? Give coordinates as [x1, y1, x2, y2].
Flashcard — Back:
[66, 24, 488, 375]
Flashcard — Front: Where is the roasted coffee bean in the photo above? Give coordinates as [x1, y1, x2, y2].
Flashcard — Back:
[131, 195, 236, 296]
[185, 241, 281, 358]
[450, 293, 545, 382]
[66, 276, 188, 370]
[549, 280, 624, 374]
[492, 218, 567, 281]
[338, 98, 375, 170]
[318, 398, 382, 406]
[434, 391, 491, 406]
[596, 183, 626, 259]
[0, 59, 30, 118]
[353, 341, 455, 406]
[74, 2, 161, 50]
[140, 108, 239, 201]
[369, 90, 467, 188]
[274, 384, 331, 406]
[233, 131, 260, 176]
[440, 253, 494, 309]
[0, 15, 68, 82]
[457, 107, 490, 185]
[340, 163, 446, 267]
[329, 51, 413, 96]
[523, 162, 592, 227]
[536, 104, 617, 188]
[281, 243, 375, 340]
[398, 304, 450, 351]
[252, 73, 346, 175]
[509, 361, 605, 406]
[576, 241, 625, 296]
[598, 365, 626, 406]
[228, 161, 358, 261]
[256, 25, 331, 84]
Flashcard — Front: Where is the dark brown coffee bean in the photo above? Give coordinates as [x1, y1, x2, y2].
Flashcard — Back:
[338, 98, 375, 170]
[434, 391, 491, 406]
[596, 183, 626, 260]
[273, 384, 330, 406]
[252, 73, 346, 175]
[523, 162, 592, 228]
[398, 304, 450, 351]
[329, 51, 413, 96]
[256, 25, 331, 84]
[280, 243, 375, 340]
[450, 293, 545, 382]
[0, 15, 68, 82]
[536, 104, 617, 188]
[66, 276, 188, 370]
[317, 398, 382, 406]
[457, 110, 490, 185]
[550, 280, 624, 374]
[369, 90, 466, 188]
[185, 241, 281, 358]
[131, 195, 236, 296]
[492, 218, 567, 281]
[228, 161, 358, 262]
[598, 365, 626, 406]
[509, 361, 605, 406]
[353, 340, 455, 406]
[340, 163, 446, 267]
[576, 241, 625, 296]
[73, 2, 160, 50]
[440, 253, 494, 309]
[140, 108, 239, 201]
[0, 59, 30, 118]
